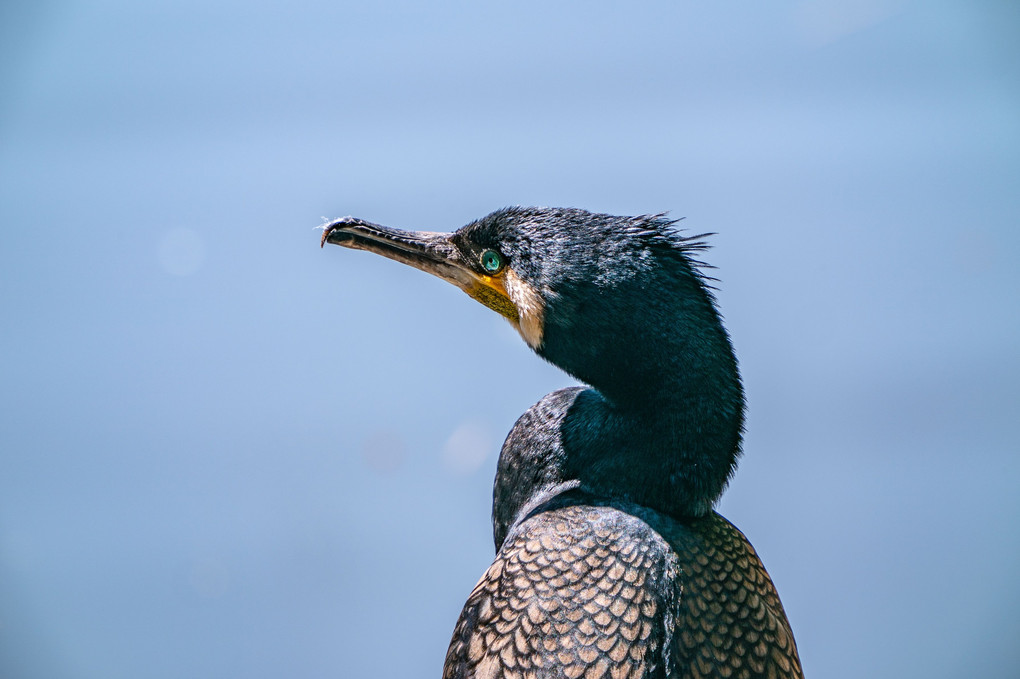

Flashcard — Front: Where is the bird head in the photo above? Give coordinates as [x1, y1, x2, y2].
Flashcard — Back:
[322, 207, 727, 406]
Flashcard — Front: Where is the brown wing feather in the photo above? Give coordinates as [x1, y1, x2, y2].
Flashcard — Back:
[444, 504, 677, 679]
[667, 513, 803, 679]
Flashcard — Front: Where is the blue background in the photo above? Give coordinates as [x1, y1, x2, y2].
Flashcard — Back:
[2, 1, 1018, 677]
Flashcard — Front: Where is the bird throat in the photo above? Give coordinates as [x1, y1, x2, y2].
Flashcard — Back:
[468, 282, 519, 324]
[467, 270, 545, 350]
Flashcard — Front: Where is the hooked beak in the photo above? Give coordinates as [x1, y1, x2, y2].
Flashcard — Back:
[320, 217, 521, 324]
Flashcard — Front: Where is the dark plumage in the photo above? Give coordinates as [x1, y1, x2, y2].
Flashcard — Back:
[321, 207, 802, 679]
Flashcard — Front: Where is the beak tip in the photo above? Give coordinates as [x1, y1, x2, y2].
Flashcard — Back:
[319, 216, 356, 249]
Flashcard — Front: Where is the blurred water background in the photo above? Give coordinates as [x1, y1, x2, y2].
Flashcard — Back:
[2, 1, 1018, 677]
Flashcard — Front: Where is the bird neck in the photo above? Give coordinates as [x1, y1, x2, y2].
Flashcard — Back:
[564, 353, 742, 521]
[539, 278, 745, 521]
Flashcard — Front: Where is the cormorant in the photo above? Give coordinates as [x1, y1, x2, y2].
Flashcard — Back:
[321, 207, 802, 679]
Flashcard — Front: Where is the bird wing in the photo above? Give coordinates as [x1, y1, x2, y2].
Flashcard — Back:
[443, 503, 678, 679]
[665, 512, 803, 679]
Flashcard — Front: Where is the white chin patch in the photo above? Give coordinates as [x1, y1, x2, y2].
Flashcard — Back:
[504, 269, 545, 350]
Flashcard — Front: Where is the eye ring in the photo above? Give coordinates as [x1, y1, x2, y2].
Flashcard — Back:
[480, 249, 504, 274]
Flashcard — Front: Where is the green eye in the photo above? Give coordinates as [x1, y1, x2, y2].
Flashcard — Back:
[480, 249, 504, 274]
